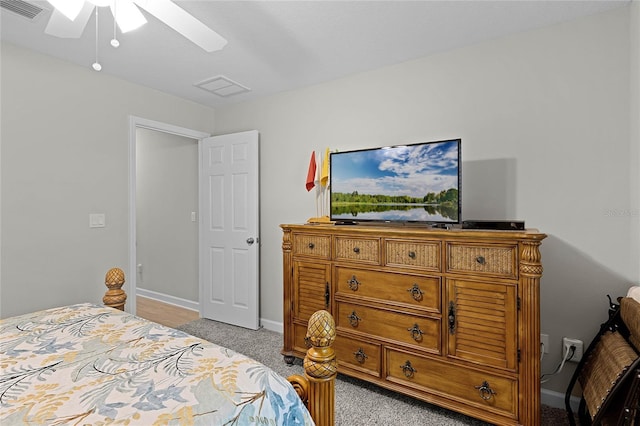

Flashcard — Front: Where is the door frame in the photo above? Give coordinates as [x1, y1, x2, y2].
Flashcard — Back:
[128, 116, 210, 315]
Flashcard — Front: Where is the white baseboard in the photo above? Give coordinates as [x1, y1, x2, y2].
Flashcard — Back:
[260, 318, 283, 334]
[542, 387, 579, 411]
[136, 288, 199, 312]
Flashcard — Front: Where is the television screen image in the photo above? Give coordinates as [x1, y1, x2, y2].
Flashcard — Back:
[330, 139, 461, 224]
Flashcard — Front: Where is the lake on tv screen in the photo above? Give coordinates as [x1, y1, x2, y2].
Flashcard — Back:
[331, 203, 459, 222]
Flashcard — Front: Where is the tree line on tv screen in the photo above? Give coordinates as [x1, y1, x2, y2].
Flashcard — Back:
[332, 188, 459, 206]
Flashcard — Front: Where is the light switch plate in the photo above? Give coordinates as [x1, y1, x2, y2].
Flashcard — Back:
[89, 213, 106, 228]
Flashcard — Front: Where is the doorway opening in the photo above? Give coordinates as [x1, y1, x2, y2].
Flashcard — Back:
[128, 116, 210, 315]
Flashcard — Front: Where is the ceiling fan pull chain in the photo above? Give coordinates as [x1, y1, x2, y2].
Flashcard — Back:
[111, 0, 119, 48]
[92, 7, 101, 71]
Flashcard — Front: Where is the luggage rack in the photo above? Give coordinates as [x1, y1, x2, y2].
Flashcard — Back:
[565, 295, 640, 425]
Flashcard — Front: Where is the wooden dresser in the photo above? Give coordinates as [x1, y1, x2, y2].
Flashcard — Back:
[281, 223, 546, 426]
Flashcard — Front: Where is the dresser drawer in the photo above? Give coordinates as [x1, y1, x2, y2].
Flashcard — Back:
[334, 236, 380, 264]
[334, 334, 381, 378]
[446, 243, 517, 279]
[386, 239, 441, 271]
[293, 233, 331, 259]
[386, 348, 517, 418]
[336, 302, 440, 354]
[335, 267, 440, 313]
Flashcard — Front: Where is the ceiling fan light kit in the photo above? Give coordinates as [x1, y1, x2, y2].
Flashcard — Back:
[109, 0, 145, 33]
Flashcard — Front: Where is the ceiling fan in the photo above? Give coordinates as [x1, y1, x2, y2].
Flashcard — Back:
[45, 0, 227, 52]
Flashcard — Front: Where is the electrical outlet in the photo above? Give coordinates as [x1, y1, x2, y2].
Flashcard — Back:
[540, 333, 549, 354]
[562, 337, 583, 362]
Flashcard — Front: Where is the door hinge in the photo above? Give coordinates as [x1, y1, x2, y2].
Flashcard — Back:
[517, 349, 521, 362]
[517, 297, 521, 311]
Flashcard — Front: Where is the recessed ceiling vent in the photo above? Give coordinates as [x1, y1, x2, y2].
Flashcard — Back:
[0, 0, 46, 21]
[194, 75, 251, 98]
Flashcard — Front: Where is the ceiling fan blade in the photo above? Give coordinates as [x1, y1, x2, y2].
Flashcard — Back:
[46, 0, 84, 21]
[133, 0, 227, 52]
[45, 2, 94, 38]
[110, 0, 146, 33]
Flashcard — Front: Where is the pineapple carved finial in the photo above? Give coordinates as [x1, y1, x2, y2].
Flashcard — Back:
[103, 267, 126, 310]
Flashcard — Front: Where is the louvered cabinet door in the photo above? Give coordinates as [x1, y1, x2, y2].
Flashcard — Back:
[293, 261, 331, 321]
[446, 279, 518, 371]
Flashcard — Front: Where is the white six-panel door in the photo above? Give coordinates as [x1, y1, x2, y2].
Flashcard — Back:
[199, 131, 260, 330]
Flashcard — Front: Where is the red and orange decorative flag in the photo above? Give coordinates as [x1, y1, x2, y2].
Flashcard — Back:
[306, 151, 317, 191]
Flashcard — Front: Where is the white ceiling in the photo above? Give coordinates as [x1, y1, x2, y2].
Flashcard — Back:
[0, 0, 629, 109]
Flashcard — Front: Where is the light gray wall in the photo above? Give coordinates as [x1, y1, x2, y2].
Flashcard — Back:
[214, 5, 639, 396]
[136, 128, 198, 302]
[631, 1, 640, 282]
[1, 4, 637, 400]
[0, 42, 215, 318]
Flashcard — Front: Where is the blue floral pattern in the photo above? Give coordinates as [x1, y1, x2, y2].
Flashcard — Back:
[0, 303, 314, 425]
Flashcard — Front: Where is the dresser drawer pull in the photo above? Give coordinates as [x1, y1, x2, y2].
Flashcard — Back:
[448, 301, 456, 334]
[353, 247, 360, 254]
[474, 381, 497, 401]
[407, 283, 424, 301]
[408, 251, 416, 259]
[400, 360, 417, 378]
[347, 311, 361, 327]
[407, 323, 424, 342]
[308, 242, 315, 249]
[325, 283, 330, 309]
[476, 255, 486, 265]
[353, 348, 368, 364]
[347, 275, 361, 291]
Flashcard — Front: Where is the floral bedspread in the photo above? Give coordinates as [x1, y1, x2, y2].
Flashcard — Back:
[0, 303, 313, 425]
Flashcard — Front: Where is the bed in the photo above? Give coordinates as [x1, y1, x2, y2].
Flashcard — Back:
[0, 268, 336, 426]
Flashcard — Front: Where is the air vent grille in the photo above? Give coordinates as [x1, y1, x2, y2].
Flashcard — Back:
[194, 75, 251, 98]
[1, 0, 45, 20]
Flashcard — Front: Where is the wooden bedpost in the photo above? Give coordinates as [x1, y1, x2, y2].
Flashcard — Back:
[103, 267, 127, 310]
[288, 310, 336, 426]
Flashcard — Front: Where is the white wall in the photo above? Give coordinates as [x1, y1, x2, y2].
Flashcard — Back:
[215, 6, 638, 396]
[136, 128, 199, 302]
[0, 42, 215, 317]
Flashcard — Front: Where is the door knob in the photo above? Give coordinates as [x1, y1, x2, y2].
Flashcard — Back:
[246, 237, 255, 245]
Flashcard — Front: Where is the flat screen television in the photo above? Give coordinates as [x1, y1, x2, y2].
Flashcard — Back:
[329, 139, 461, 225]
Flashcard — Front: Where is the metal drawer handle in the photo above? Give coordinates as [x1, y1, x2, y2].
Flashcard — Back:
[354, 348, 368, 364]
[353, 247, 360, 254]
[400, 360, 417, 378]
[308, 242, 315, 249]
[348, 311, 361, 327]
[325, 283, 330, 309]
[408, 251, 416, 259]
[407, 323, 424, 342]
[475, 381, 497, 400]
[476, 255, 486, 265]
[407, 283, 424, 301]
[448, 301, 456, 334]
[347, 275, 361, 291]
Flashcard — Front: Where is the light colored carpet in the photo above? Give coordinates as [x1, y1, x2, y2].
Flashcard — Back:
[177, 318, 569, 426]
